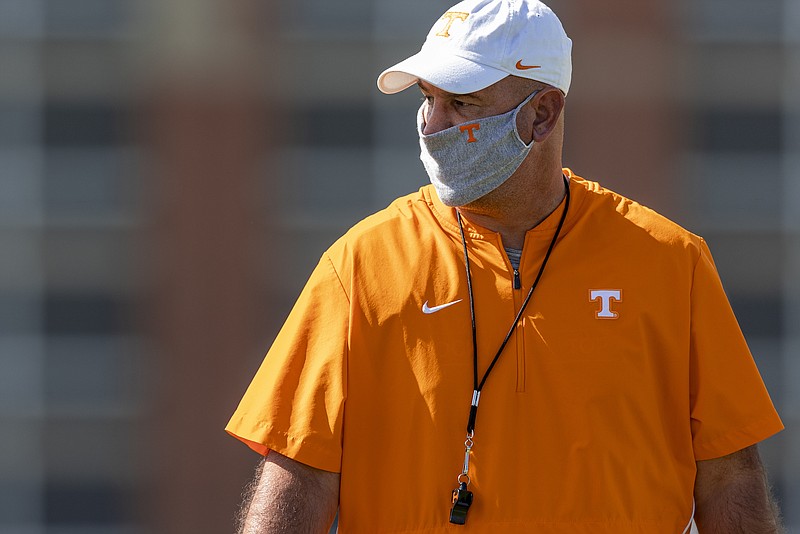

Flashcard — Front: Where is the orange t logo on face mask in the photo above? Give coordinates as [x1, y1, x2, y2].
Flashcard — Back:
[459, 123, 480, 143]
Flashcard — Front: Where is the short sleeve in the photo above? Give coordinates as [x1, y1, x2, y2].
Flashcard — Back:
[689, 239, 783, 460]
[225, 253, 349, 472]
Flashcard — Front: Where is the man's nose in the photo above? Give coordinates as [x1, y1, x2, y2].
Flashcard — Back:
[422, 102, 452, 135]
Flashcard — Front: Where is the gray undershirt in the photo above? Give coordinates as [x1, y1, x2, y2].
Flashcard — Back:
[505, 247, 522, 270]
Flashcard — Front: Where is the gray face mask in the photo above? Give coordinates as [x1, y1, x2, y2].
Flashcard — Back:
[417, 90, 539, 207]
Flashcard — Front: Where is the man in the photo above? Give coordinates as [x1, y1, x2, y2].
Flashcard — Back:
[226, 0, 784, 532]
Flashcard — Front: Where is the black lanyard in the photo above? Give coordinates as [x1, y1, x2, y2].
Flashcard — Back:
[449, 176, 570, 525]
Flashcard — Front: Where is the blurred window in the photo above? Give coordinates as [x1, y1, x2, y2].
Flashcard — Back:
[730, 294, 783, 338]
[45, 482, 132, 525]
[684, 0, 783, 42]
[0, 0, 44, 38]
[289, 106, 373, 148]
[0, 149, 44, 220]
[281, 0, 372, 37]
[45, 337, 142, 411]
[690, 108, 781, 152]
[44, 149, 140, 217]
[0, 481, 41, 524]
[278, 147, 374, 218]
[45, 0, 129, 37]
[0, 293, 41, 335]
[44, 102, 126, 147]
[680, 154, 782, 231]
[0, 339, 44, 413]
[44, 293, 127, 336]
[0, 105, 41, 145]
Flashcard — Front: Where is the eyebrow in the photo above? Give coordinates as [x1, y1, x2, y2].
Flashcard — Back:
[416, 82, 483, 101]
[458, 91, 482, 100]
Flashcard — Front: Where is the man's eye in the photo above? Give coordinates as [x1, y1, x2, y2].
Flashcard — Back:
[454, 100, 472, 108]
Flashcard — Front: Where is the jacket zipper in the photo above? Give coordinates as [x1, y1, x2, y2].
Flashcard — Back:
[512, 265, 524, 391]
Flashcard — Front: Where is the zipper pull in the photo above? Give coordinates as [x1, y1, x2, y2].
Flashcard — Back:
[513, 269, 521, 290]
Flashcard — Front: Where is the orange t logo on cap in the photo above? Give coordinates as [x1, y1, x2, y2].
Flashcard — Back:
[459, 123, 480, 143]
[436, 11, 469, 37]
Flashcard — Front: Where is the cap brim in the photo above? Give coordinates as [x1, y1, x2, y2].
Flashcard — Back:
[377, 49, 508, 95]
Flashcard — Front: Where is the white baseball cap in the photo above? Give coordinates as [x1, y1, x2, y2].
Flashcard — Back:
[377, 0, 572, 96]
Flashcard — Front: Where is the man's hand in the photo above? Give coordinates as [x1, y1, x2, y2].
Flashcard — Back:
[694, 444, 783, 533]
[237, 451, 340, 534]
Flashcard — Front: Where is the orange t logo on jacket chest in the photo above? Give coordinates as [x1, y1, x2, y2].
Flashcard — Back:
[459, 123, 480, 143]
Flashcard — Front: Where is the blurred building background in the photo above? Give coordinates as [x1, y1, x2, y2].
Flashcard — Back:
[0, 0, 796, 532]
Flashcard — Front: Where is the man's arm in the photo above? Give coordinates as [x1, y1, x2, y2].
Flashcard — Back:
[694, 444, 783, 533]
[237, 450, 340, 534]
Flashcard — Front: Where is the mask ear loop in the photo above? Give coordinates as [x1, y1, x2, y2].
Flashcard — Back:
[511, 89, 541, 148]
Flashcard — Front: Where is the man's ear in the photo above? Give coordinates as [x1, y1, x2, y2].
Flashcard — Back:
[530, 88, 565, 143]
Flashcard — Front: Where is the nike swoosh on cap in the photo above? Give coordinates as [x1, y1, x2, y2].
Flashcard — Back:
[422, 299, 463, 314]
[515, 60, 541, 70]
